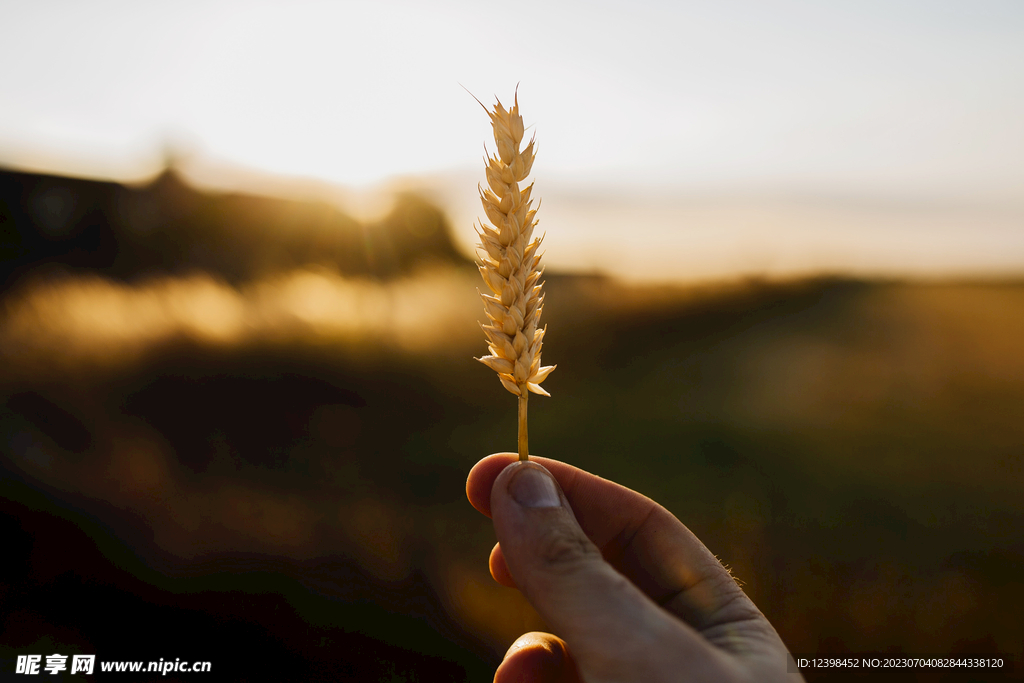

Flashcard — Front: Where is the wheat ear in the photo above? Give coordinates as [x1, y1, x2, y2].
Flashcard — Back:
[474, 92, 555, 462]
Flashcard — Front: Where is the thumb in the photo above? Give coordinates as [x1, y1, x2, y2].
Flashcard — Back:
[491, 461, 728, 682]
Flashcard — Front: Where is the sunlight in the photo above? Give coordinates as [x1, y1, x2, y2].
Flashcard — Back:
[1, 1, 1022, 282]
[0, 268, 481, 376]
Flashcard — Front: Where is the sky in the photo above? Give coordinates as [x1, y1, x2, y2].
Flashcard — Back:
[2, 0, 1023, 280]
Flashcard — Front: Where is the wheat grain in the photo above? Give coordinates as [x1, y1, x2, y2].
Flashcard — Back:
[473, 92, 555, 461]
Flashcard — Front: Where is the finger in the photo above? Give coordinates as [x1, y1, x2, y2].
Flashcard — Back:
[489, 542, 517, 588]
[494, 632, 582, 683]
[469, 454, 757, 634]
[490, 460, 737, 681]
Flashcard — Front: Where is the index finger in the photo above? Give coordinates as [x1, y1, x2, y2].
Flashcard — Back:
[467, 453, 761, 634]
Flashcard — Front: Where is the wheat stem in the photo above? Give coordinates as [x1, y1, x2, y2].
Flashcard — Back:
[517, 394, 528, 461]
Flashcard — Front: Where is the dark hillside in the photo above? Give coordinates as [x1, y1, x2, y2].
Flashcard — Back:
[0, 167, 468, 289]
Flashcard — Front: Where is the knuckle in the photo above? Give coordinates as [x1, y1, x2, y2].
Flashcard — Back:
[534, 522, 598, 570]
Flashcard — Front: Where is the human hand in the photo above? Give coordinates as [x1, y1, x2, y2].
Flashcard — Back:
[466, 454, 804, 683]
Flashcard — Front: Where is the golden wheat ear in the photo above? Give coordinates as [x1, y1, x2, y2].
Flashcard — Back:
[474, 92, 554, 461]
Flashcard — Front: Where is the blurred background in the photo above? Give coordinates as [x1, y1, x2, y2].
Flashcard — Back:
[1, 0, 1022, 680]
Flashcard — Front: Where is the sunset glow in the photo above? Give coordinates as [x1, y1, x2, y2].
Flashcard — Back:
[2, 0, 1023, 280]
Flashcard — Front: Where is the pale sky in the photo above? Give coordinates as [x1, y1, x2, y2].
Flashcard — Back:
[2, 0, 1023, 280]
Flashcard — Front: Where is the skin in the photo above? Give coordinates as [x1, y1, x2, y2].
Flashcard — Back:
[466, 453, 805, 683]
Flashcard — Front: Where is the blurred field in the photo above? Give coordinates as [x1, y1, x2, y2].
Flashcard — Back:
[1, 167, 1022, 681]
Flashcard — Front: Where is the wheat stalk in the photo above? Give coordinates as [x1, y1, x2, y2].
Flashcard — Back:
[473, 92, 555, 461]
